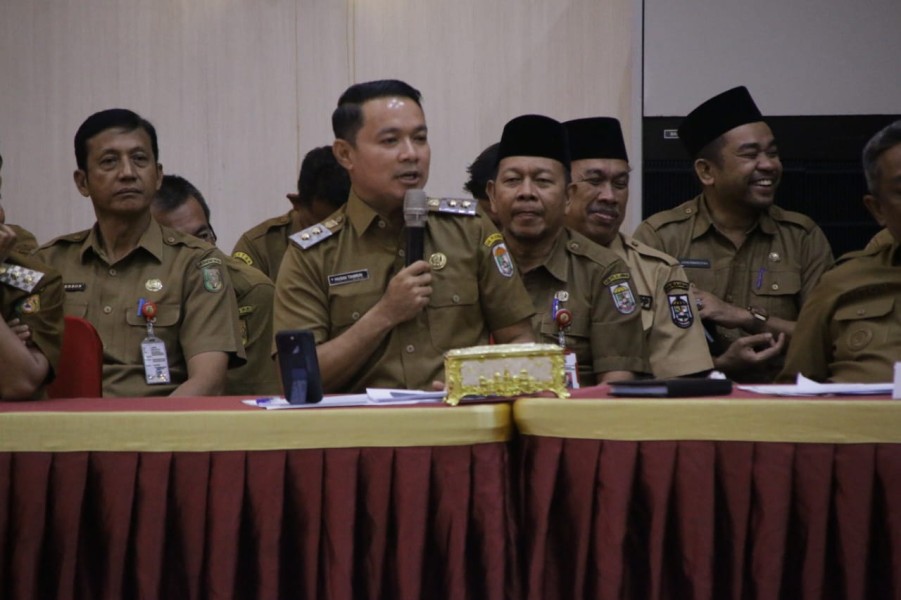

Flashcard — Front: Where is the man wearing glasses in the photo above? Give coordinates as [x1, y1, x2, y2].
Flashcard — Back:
[152, 174, 279, 395]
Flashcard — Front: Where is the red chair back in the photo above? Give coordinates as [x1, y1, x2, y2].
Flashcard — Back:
[47, 315, 103, 399]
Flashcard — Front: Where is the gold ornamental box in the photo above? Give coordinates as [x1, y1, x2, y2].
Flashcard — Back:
[444, 343, 570, 406]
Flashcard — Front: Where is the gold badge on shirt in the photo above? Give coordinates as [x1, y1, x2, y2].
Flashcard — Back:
[429, 252, 447, 270]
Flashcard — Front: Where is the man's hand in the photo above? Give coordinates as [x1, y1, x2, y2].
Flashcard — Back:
[693, 287, 749, 329]
[6, 318, 31, 344]
[0, 223, 18, 264]
[713, 332, 786, 373]
[372, 261, 432, 327]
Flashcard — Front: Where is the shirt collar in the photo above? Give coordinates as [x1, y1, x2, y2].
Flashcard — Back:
[346, 189, 385, 235]
[527, 229, 569, 283]
[79, 218, 165, 264]
[693, 193, 777, 239]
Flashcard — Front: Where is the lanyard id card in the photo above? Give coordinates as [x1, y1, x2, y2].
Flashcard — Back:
[138, 299, 170, 385]
[552, 293, 579, 389]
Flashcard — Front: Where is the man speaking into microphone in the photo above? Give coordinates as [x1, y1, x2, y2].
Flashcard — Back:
[273, 80, 535, 393]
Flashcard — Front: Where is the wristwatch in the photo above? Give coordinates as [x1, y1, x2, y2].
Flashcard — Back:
[747, 305, 769, 332]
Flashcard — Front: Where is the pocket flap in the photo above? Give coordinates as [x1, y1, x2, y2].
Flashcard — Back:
[834, 297, 894, 321]
[125, 303, 181, 327]
[751, 270, 801, 297]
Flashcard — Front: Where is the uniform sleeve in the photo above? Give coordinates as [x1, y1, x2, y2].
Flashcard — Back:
[178, 248, 246, 365]
[232, 234, 269, 277]
[226, 280, 280, 395]
[273, 243, 331, 348]
[777, 280, 834, 382]
[21, 270, 65, 379]
[477, 225, 535, 331]
[590, 259, 649, 375]
[648, 263, 714, 378]
[798, 225, 834, 306]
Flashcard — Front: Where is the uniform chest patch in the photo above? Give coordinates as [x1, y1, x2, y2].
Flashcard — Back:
[16, 294, 41, 315]
[609, 281, 637, 315]
[328, 269, 370, 286]
[668, 294, 694, 329]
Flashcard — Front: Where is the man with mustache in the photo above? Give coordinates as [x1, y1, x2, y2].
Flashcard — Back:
[274, 80, 535, 393]
[564, 117, 713, 378]
[488, 114, 647, 384]
[633, 87, 833, 382]
[37, 109, 245, 397]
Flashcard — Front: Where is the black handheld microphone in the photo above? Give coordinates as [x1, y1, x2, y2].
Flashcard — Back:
[403, 189, 428, 266]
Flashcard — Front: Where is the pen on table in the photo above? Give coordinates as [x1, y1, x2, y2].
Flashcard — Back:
[254, 397, 281, 406]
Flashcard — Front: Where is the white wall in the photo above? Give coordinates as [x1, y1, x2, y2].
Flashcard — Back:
[644, 0, 901, 116]
[0, 0, 638, 254]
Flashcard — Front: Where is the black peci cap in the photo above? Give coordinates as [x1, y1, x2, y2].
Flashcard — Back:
[564, 117, 628, 162]
[496, 114, 570, 170]
[678, 86, 764, 158]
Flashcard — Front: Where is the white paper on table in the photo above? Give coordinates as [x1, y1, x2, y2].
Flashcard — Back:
[365, 388, 446, 403]
[738, 374, 893, 397]
[242, 389, 445, 410]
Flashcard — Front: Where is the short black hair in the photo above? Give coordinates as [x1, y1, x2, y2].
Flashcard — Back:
[74, 108, 159, 172]
[696, 135, 727, 167]
[331, 79, 422, 144]
[154, 174, 211, 221]
[298, 146, 351, 208]
[463, 143, 499, 201]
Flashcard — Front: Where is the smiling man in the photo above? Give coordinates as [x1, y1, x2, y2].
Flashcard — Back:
[488, 114, 647, 384]
[273, 80, 535, 393]
[564, 117, 713, 378]
[633, 87, 833, 382]
[37, 109, 245, 397]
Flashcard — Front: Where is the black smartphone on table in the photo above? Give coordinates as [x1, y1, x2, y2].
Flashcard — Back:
[275, 330, 324, 404]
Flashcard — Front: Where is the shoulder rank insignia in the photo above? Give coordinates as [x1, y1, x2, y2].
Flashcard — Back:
[427, 197, 477, 216]
[0, 261, 44, 293]
[290, 217, 343, 249]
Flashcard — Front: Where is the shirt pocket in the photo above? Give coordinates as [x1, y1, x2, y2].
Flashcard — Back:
[750, 269, 802, 319]
[426, 279, 482, 352]
[833, 297, 893, 355]
[538, 309, 591, 364]
[124, 304, 182, 357]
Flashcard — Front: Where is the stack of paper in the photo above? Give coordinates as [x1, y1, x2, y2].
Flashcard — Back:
[243, 389, 446, 410]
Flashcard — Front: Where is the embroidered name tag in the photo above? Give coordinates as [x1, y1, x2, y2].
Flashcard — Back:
[328, 269, 370, 286]
[64, 282, 87, 292]
[678, 258, 711, 269]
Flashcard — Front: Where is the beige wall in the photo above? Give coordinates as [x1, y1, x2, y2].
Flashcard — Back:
[0, 0, 638, 253]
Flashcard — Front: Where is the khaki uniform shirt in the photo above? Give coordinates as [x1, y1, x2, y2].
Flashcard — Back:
[225, 257, 279, 396]
[37, 220, 245, 397]
[521, 229, 647, 382]
[232, 211, 298, 282]
[274, 191, 536, 393]
[610, 233, 714, 378]
[865, 227, 893, 251]
[779, 241, 901, 383]
[1, 254, 64, 392]
[633, 194, 834, 382]
[10, 224, 39, 254]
